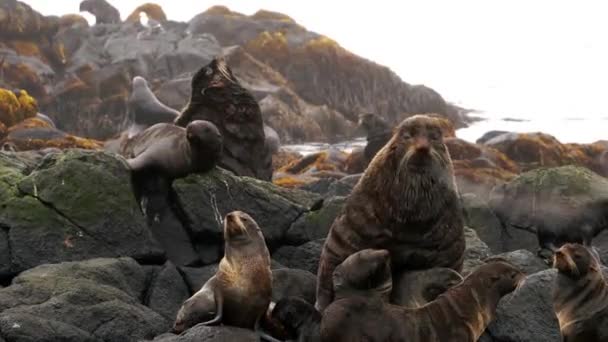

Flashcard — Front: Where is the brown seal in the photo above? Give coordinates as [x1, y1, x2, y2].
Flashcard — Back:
[332, 249, 393, 302]
[269, 297, 321, 342]
[79, 0, 121, 24]
[173, 211, 273, 334]
[391, 267, 464, 308]
[552, 243, 608, 342]
[126, 76, 179, 139]
[315, 114, 465, 311]
[174, 57, 273, 181]
[320, 260, 525, 342]
[123, 120, 222, 180]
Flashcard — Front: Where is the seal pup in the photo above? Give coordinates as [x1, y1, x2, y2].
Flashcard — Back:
[552, 243, 608, 342]
[332, 249, 393, 302]
[270, 297, 321, 342]
[79, 0, 121, 24]
[126, 76, 179, 138]
[315, 114, 465, 312]
[391, 267, 464, 308]
[321, 260, 525, 342]
[124, 120, 222, 180]
[174, 57, 273, 181]
[172, 211, 274, 338]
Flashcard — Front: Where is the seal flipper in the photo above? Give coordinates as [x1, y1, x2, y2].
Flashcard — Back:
[254, 316, 283, 342]
[201, 288, 223, 326]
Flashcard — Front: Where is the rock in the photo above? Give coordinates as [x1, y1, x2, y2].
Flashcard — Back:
[0, 257, 168, 342]
[326, 174, 361, 197]
[172, 168, 321, 250]
[0, 313, 99, 342]
[0, 150, 164, 273]
[484, 269, 560, 342]
[476, 130, 509, 145]
[272, 239, 324, 275]
[145, 261, 190, 321]
[150, 325, 257, 342]
[271, 268, 317, 304]
[285, 196, 345, 245]
[0, 0, 59, 39]
[490, 250, 548, 275]
[462, 227, 492, 276]
[0, 88, 37, 128]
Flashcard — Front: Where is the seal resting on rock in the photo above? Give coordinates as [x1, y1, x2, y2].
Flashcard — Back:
[391, 267, 464, 308]
[126, 76, 179, 138]
[79, 0, 121, 24]
[315, 114, 465, 312]
[358, 112, 391, 163]
[123, 121, 222, 180]
[552, 243, 608, 342]
[321, 260, 525, 342]
[172, 211, 273, 337]
[174, 57, 273, 181]
[332, 249, 393, 302]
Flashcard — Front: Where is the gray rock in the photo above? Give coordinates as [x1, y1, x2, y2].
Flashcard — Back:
[0, 313, 100, 342]
[145, 262, 190, 321]
[272, 239, 324, 275]
[285, 196, 345, 245]
[490, 250, 549, 275]
[462, 227, 492, 276]
[271, 268, 317, 304]
[150, 325, 257, 341]
[326, 174, 361, 197]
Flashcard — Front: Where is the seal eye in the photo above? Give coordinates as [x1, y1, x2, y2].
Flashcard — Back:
[205, 67, 213, 76]
[429, 130, 441, 141]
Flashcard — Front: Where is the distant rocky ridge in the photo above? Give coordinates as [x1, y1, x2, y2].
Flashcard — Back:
[0, 0, 471, 144]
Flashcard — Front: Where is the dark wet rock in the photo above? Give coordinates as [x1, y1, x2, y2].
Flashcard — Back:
[0, 150, 164, 274]
[0, 257, 168, 342]
[325, 173, 361, 197]
[484, 269, 560, 342]
[298, 177, 336, 195]
[150, 325, 257, 342]
[285, 196, 345, 245]
[0, 313, 100, 342]
[172, 168, 321, 250]
[271, 268, 317, 304]
[144, 261, 190, 321]
[272, 239, 324, 275]
[489, 250, 548, 275]
[462, 227, 492, 276]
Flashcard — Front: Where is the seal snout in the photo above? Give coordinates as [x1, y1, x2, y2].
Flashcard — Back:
[224, 211, 250, 239]
[553, 245, 580, 277]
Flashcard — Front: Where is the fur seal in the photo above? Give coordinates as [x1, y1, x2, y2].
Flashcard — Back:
[79, 0, 121, 24]
[391, 267, 464, 308]
[332, 249, 393, 302]
[174, 57, 273, 181]
[172, 211, 273, 336]
[552, 243, 608, 342]
[126, 76, 179, 138]
[123, 121, 222, 180]
[270, 297, 321, 342]
[321, 260, 525, 342]
[315, 114, 465, 312]
[358, 112, 391, 163]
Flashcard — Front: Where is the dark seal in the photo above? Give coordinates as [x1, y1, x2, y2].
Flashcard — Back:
[391, 267, 464, 308]
[552, 243, 608, 342]
[173, 211, 273, 336]
[270, 297, 321, 342]
[174, 57, 272, 181]
[79, 0, 121, 24]
[123, 121, 222, 180]
[358, 112, 391, 163]
[126, 76, 179, 138]
[315, 114, 465, 312]
[332, 249, 393, 302]
[321, 260, 524, 342]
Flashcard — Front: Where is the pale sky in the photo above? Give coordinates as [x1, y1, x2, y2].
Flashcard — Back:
[23, 0, 608, 122]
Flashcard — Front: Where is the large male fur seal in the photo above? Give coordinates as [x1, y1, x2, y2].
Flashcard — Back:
[315, 114, 465, 311]
[552, 243, 608, 341]
[173, 57, 273, 181]
[123, 120, 222, 180]
[321, 260, 524, 342]
[79, 0, 121, 24]
[173, 211, 273, 335]
[391, 267, 464, 308]
[126, 76, 179, 138]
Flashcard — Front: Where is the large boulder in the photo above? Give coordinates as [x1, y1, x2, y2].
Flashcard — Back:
[151, 325, 258, 342]
[0, 150, 164, 275]
[285, 196, 345, 245]
[272, 239, 324, 275]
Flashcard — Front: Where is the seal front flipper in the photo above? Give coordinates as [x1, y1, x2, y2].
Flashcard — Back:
[201, 287, 224, 326]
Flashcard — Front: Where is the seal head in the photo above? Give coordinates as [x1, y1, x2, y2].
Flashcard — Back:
[333, 249, 392, 301]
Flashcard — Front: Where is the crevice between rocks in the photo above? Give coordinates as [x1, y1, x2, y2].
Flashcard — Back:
[0, 223, 14, 286]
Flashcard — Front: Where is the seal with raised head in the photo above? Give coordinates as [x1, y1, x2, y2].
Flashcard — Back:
[174, 57, 273, 181]
[79, 0, 121, 24]
[315, 114, 465, 312]
[172, 211, 273, 336]
[321, 260, 525, 342]
[552, 243, 608, 342]
[391, 267, 464, 308]
[122, 120, 222, 180]
[126, 76, 179, 138]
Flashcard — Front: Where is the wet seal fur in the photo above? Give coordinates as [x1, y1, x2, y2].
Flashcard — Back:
[126, 76, 179, 138]
[174, 57, 273, 181]
[123, 121, 222, 180]
[315, 114, 465, 312]
[321, 260, 525, 342]
[391, 267, 464, 308]
[552, 243, 608, 341]
[172, 211, 274, 337]
[270, 297, 321, 342]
